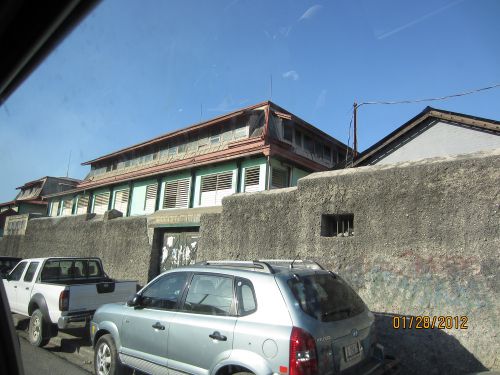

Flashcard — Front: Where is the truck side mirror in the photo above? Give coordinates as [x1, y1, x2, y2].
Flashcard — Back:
[127, 294, 142, 307]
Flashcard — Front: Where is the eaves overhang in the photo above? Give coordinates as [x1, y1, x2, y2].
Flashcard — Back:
[45, 139, 268, 199]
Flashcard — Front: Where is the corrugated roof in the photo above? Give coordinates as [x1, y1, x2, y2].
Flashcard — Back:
[82, 101, 350, 166]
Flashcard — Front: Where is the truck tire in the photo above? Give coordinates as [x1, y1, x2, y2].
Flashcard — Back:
[94, 334, 132, 375]
[28, 309, 51, 347]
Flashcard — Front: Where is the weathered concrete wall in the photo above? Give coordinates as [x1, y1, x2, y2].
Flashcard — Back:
[0, 214, 154, 286]
[199, 149, 500, 374]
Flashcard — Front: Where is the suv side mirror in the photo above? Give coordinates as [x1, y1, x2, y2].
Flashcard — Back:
[127, 294, 142, 307]
[4, 273, 12, 281]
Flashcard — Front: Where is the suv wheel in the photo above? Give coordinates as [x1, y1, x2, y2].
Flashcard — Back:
[94, 334, 131, 375]
[28, 309, 50, 347]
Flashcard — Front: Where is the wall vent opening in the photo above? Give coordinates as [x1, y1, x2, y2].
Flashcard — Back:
[321, 214, 354, 237]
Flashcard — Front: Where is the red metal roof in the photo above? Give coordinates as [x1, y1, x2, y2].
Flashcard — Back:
[81, 101, 271, 166]
[81, 101, 350, 166]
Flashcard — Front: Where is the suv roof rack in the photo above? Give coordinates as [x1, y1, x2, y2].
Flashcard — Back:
[258, 259, 325, 270]
[195, 260, 276, 274]
[195, 259, 325, 274]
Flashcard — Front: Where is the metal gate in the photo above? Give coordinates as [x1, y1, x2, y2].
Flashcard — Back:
[160, 231, 199, 273]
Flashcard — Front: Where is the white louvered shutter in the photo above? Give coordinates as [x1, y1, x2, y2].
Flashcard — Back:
[163, 179, 190, 209]
[76, 195, 89, 214]
[244, 166, 261, 193]
[61, 200, 73, 216]
[200, 171, 233, 206]
[113, 189, 130, 214]
[144, 184, 158, 213]
[51, 201, 60, 217]
[93, 192, 110, 214]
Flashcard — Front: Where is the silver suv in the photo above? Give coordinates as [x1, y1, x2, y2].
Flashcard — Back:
[90, 260, 398, 375]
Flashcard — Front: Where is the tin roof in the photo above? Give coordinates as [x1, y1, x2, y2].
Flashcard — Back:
[82, 101, 348, 166]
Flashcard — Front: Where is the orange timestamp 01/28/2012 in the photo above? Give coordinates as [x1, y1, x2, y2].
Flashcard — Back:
[392, 315, 469, 330]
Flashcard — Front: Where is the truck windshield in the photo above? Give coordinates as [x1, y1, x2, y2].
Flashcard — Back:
[287, 273, 366, 322]
[41, 259, 103, 282]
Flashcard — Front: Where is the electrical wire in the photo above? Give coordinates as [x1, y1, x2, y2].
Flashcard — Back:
[356, 83, 500, 109]
[344, 83, 500, 164]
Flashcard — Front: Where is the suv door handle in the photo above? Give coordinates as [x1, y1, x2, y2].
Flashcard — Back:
[25, 287, 29, 290]
[152, 322, 165, 330]
[209, 331, 227, 341]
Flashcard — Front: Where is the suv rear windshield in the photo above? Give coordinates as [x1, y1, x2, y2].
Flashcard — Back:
[287, 273, 366, 322]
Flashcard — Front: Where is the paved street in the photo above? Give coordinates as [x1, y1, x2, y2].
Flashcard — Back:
[20, 335, 92, 375]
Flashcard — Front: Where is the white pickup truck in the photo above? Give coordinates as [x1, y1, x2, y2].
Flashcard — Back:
[2, 257, 137, 347]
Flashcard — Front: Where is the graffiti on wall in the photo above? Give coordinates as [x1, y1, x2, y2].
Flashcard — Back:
[160, 232, 199, 272]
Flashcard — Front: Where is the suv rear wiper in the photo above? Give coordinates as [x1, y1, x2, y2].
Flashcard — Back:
[322, 308, 351, 319]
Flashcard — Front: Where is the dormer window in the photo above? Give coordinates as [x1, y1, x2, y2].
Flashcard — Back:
[294, 129, 302, 147]
[304, 134, 314, 154]
[282, 119, 293, 143]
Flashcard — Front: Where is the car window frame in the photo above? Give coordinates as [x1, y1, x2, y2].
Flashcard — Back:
[8, 261, 28, 281]
[235, 277, 257, 316]
[23, 262, 40, 283]
[139, 271, 191, 311]
[178, 272, 237, 317]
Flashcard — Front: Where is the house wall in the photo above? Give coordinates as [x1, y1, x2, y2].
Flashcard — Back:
[373, 120, 500, 165]
[199, 149, 500, 374]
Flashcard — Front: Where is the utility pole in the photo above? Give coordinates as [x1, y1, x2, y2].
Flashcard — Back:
[66, 150, 72, 177]
[270, 74, 273, 100]
[353, 101, 358, 160]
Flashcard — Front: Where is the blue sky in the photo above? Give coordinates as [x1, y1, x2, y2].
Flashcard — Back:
[1, 0, 499, 201]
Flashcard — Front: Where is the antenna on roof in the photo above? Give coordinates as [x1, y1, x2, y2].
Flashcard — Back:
[200, 103, 203, 121]
[66, 150, 72, 177]
[269, 74, 273, 100]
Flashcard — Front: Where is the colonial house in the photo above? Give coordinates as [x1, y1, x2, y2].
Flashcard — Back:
[44, 101, 349, 264]
[0, 176, 80, 236]
[353, 107, 500, 166]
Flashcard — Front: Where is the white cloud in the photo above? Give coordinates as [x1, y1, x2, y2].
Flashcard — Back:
[282, 70, 299, 81]
[299, 5, 322, 21]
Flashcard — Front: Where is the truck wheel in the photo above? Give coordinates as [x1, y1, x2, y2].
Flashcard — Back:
[94, 334, 132, 375]
[28, 309, 51, 347]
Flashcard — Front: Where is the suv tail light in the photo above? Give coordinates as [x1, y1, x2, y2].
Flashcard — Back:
[289, 327, 318, 375]
[59, 290, 69, 311]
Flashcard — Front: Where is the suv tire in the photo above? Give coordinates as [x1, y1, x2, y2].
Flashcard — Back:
[94, 334, 132, 375]
[28, 309, 51, 347]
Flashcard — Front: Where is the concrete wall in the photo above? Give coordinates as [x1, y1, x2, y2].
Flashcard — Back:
[199, 149, 500, 374]
[0, 214, 154, 286]
[1, 149, 498, 374]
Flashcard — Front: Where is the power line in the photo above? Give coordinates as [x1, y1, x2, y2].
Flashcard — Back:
[356, 83, 500, 109]
[347, 83, 500, 161]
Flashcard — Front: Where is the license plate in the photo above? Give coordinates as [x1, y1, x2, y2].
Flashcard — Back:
[344, 342, 360, 361]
